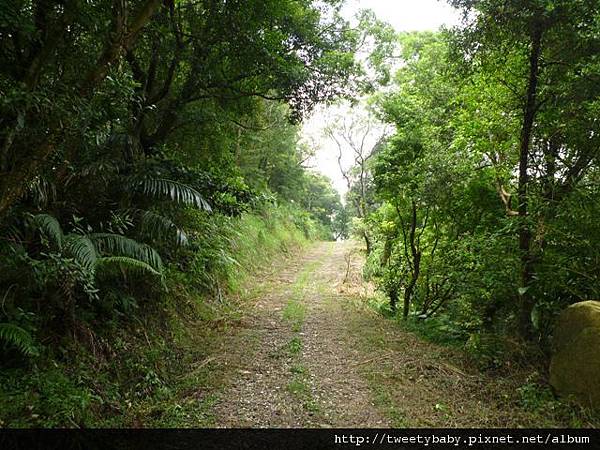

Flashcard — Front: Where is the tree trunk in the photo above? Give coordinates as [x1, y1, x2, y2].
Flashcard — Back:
[517, 25, 543, 340]
[389, 287, 398, 313]
[403, 200, 421, 319]
[0, 0, 161, 219]
[363, 231, 372, 255]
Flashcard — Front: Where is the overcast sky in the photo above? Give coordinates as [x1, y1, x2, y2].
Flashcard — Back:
[302, 0, 461, 198]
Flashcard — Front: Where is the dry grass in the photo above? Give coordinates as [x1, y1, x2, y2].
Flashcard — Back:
[183, 240, 600, 428]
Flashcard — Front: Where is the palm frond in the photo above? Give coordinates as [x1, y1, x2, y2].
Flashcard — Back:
[0, 323, 38, 356]
[128, 177, 212, 211]
[30, 214, 64, 249]
[89, 233, 163, 272]
[64, 234, 97, 269]
[95, 256, 162, 277]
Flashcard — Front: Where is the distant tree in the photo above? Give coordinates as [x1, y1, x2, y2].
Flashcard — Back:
[325, 108, 387, 253]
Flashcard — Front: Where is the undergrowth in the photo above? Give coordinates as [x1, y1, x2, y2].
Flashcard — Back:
[0, 204, 313, 427]
[361, 291, 600, 427]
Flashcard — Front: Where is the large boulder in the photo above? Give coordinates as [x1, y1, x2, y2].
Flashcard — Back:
[550, 301, 600, 408]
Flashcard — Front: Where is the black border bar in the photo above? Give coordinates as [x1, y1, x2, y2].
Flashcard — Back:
[0, 428, 597, 450]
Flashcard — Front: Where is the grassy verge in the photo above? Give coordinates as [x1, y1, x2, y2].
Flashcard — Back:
[343, 293, 600, 428]
[0, 207, 314, 428]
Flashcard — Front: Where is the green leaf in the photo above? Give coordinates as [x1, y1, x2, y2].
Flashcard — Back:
[30, 214, 64, 249]
[89, 233, 163, 272]
[64, 235, 97, 269]
[518, 287, 529, 296]
[128, 177, 212, 211]
[96, 256, 162, 277]
[124, 208, 188, 246]
[0, 323, 38, 357]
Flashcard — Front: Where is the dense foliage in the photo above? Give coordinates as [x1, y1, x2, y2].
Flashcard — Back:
[0, 0, 363, 367]
[361, 0, 600, 361]
[2, 0, 599, 428]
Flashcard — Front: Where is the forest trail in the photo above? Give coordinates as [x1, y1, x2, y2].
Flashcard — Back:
[212, 241, 388, 427]
[211, 241, 552, 428]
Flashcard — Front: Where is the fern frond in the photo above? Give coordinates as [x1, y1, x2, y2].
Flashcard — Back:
[64, 234, 97, 269]
[30, 214, 64, 249]
[128, 177, 211, 211]
[95, 256, 162, 277]
[123, 208, 188, 246]
[0, 323, 38, 356]
[89, 233, 163, 272]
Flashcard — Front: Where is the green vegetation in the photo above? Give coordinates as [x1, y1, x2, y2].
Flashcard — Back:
[315, 0, 600, 420]
[280, 251, 324, 416]
[0, 207, 313, 427]
[1, 0, 599, 429]
[285, 352, 320, 415]
[285, 337, 304, 357]
[283, 259, 321, 331]
[352, 1, 600, 365]
[286, 368, 320, 415]
[0, 0, 387, 427]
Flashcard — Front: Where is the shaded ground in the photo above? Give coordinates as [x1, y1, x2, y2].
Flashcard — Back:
[207, 241, 596, 428]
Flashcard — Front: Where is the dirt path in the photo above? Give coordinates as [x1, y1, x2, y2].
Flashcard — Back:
[213, 241, 387, 427]
[210, 241, 587, 428]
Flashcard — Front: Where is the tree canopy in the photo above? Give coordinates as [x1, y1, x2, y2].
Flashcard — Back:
[363, 0, 600, 349]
